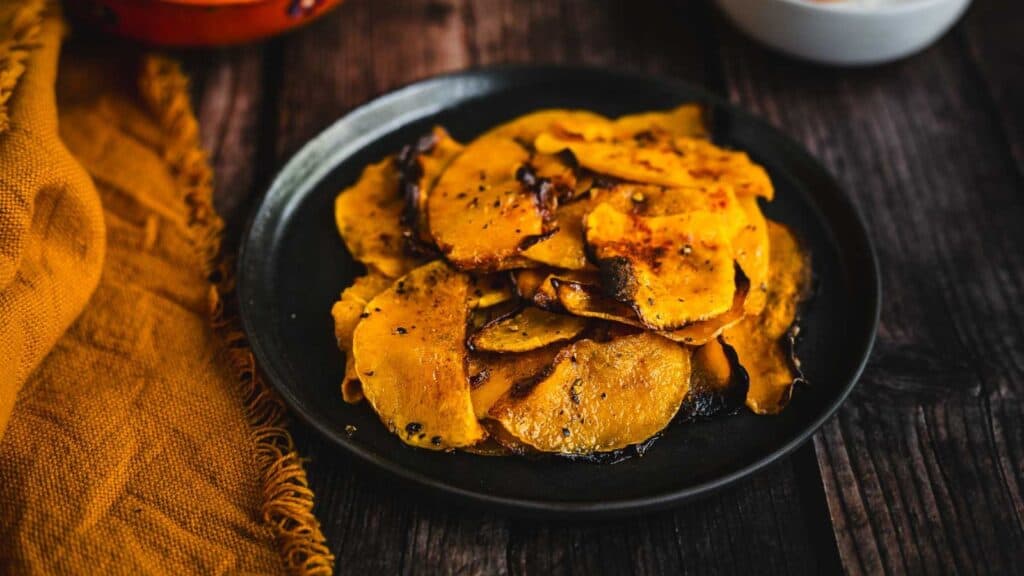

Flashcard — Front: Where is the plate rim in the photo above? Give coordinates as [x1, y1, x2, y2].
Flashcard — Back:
[237, 64, 882, 516]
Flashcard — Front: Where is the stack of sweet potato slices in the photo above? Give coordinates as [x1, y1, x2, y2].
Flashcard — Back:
[331, 105, 811, 454]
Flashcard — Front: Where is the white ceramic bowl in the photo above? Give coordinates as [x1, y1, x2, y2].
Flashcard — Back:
[715, 0, 972, 66]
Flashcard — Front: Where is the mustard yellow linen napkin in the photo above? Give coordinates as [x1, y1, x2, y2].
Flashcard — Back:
[0, 2, 332, 573]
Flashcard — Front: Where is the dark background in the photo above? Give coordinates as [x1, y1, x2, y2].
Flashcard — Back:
[181, 0, 1023, 573]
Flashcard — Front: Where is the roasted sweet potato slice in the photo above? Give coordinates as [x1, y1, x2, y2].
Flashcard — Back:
[520, 196, 594, 270]
[340, 365, 364, 404]
[512, 268, 550, 300]
[535, 132, 773, 199]
[657, 271, 749, 345]
[332, 274, 394, 351]
[584, 202, 736, 329]
[513, 268, 599, 310]
[397, 127, 464, 248]
[528, 151, 581, 199]
[352, 261, 485, 449]
[331, 273, 394, 404]
[428, 137, 554, 270]
[488, 332, 691, 454]
[481, 109, 611, 143]
[468, 344, 564, 419]
[594, 182, 762, 309]
[611, 104, 708, 140]
[526, 105, 707, 145]
[470, 306, 588, 353]
[533, 270, 582, 310]
[334, 157, 422, 278]
[467, 275, 517, 332]
[553, 271, 748, 346]
[467, 273, 515, 309]
[469, 299, 520, 333]
[692, 338, 732, 389]
[680, 337, 749, 418]
[733, 195, 770, 315]
[592, 183, 764, 315]
[535, 133, 686, 188]
[552, 278, 638, 326]
[671, 137, 774, 200]
[591, 183, 747, 227]
[722, 221, 811, 414]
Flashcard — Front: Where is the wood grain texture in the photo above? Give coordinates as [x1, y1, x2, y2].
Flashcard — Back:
[962, 0, 1024, 173]
[183, 0, 1022, 573]
[183, 45, 266, 250]
[295, 426, 823, 575]
[714, 1, 1024, 573]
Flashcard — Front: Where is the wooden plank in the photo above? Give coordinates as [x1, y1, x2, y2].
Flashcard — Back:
[298, 433, 821, 575]
[962, 0, 1024, 172]
[273, 0, 474, 161]
[713, 7, 1024, 574]
[182, 46, 265, 245]
[506, 459, 821, 575]
[273, 0, 715, 158]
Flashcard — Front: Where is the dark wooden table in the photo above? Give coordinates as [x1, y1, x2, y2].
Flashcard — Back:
[182, 1, 1024, 573]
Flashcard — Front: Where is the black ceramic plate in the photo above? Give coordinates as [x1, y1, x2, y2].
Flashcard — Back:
[238, 67, 880, 516]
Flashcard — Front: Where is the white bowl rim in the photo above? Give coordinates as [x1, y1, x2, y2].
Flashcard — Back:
[771, 0, 958, 15]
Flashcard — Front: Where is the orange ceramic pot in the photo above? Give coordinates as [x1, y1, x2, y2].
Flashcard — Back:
[66, 0, 345, 46]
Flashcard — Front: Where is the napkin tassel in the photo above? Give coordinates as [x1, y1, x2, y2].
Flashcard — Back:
[138, 55, 335, 576]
